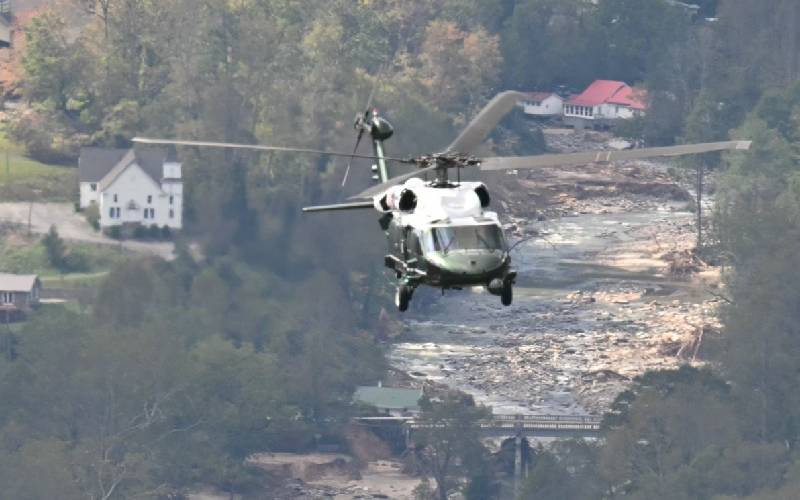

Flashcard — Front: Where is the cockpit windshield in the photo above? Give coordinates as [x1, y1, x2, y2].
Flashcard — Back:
[420, 225, 506, 253]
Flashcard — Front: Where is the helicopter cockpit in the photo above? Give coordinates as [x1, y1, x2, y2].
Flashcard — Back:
[420, 224, 507, 254]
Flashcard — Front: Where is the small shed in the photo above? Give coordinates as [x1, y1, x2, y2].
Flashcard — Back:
[519, 92, 564, 117]
[0, 273, 41, 319]
[354, 385, 423, 416]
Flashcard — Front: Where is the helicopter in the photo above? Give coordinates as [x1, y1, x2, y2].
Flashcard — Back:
[134, 91, 751, 311]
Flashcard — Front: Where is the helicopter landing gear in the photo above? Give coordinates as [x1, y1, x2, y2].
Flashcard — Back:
[396, 284, 413, 312]
[501, 279, 513, 306]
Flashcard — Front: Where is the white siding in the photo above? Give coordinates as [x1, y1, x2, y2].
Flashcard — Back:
[164, 161, 181, 179]
[98, 162, 183, 229]
[521, 95, 564, 116]
[79, 182, 101, 208]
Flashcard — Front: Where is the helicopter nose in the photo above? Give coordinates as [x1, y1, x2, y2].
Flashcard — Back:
[441, 253, 505, 274]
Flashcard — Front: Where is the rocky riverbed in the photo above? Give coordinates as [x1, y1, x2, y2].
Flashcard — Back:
[390, 130, 721, 415]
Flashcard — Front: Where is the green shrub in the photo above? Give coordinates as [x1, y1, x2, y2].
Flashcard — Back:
[62, 251, 89, 273]
[41, 225, 66, 269]
[108, 225, 122, 240]
[83, 203, 100, 231]
[148, 224, 161, 239]
[132, 224, 147, 240]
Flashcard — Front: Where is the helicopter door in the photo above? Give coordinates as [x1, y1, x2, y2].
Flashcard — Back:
[406, 229, 422, 260]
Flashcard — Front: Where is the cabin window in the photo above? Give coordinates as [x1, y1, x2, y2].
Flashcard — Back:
[425, 225, 506, 253]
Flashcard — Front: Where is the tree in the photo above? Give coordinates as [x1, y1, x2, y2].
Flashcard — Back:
[413, 392, 491, 500]
[415, 20, 502, 115]
[41, 225, 66, 270]
[21, 11, 84, 112]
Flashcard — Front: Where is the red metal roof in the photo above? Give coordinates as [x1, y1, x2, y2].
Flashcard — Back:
[567, 80, 648, 110]
[606, 86, 648, 110]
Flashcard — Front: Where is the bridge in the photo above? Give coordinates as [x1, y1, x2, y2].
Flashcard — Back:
[354, 413, 603, 442]
[354, 413, 602, 496]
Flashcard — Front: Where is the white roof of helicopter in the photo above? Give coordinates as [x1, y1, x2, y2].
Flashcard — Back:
[385, 178, 501, 228]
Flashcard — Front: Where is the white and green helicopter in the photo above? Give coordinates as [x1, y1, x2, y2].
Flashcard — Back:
[135, 91, 751, 311]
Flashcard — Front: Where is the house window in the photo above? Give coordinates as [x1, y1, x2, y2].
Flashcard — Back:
[109, 207, 114, 218]
[113, 194, 118, 202]
[169, 195, 174, 205]
[90, 183, 97, 192]
[147, 195, 153, 204]
[150, 208, 156, 219]
[1, 292, 12, 304]
[169, 209, 174, 219]
[144, 208, 155, 219]
[115, 207, 121, 218]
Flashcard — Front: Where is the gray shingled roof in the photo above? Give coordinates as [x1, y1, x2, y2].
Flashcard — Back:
[354, 386, 422, 411]
[79, 147, 168, 188]
[0, 274, 40, 292]
[78, 148, 128, 182]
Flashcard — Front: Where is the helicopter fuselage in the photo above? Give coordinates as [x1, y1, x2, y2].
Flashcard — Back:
[375, 178, 516, 302]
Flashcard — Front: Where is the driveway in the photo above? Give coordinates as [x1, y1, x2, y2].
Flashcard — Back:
[0, 202, 175, 260]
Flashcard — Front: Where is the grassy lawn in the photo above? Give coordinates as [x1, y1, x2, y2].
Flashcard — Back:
[0, 126, 77, 201]
[0, 232, 128, 287]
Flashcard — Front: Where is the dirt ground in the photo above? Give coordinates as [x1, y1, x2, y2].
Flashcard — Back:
[0, 202, 175, 259]
[248, 454, 422, 499]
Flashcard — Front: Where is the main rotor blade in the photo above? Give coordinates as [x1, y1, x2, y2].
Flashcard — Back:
[349, 165, 438, 200]
[480, 140, 752, 171]
[302, 201, 375, 213]
[445, 91, 527, 155]
[342, 128, 365, 187]
[132, 137, 412, 163]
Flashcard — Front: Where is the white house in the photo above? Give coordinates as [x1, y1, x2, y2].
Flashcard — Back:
[563, 80, 648, 129]
[518, 92, 564, 117]
[78, 148, 183, 230]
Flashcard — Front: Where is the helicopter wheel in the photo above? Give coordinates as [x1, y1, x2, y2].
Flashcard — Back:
[501, 281, 513, 306]
[396, 285, 412, 312]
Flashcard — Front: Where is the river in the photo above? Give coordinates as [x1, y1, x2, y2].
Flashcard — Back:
[389, 202, 707, 415]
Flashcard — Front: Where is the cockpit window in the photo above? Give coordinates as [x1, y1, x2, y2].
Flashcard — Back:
[421, 225, 505, 253]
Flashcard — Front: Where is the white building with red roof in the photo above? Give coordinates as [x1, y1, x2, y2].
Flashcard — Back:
[518, 91, 564, 117]
[563, 80, 648, 128]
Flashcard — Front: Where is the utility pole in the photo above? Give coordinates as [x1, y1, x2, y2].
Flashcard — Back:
[696, 161, 704, 250]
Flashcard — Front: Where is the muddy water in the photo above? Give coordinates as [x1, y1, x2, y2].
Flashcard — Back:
[390, 205, 692, 415]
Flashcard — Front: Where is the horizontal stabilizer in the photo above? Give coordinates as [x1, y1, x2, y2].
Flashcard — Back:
[302, 201, 374, 213]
